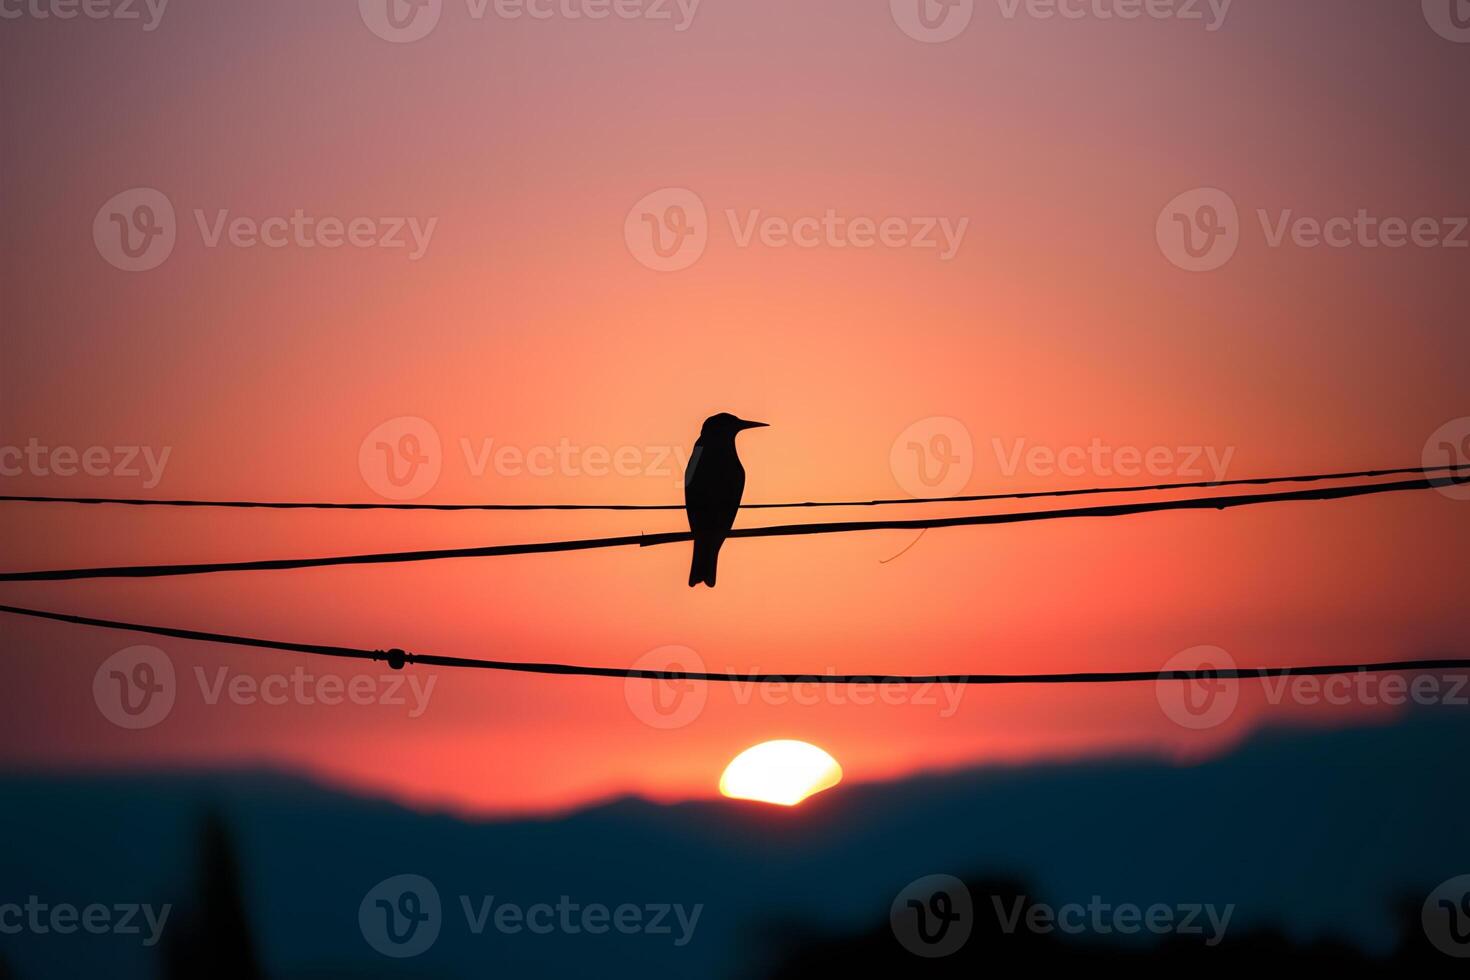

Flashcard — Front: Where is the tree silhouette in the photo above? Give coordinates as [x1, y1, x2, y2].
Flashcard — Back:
[763, 877, 1453, 975]
[161, 809, 262, 980]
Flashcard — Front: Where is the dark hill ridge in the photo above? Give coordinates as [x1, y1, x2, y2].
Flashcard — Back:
[2, 708, 1468, 977]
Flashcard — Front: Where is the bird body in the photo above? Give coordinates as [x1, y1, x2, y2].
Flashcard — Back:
[684, 413, 767, 587]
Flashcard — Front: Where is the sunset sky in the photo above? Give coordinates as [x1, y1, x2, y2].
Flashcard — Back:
[1, 0, 1466, 816]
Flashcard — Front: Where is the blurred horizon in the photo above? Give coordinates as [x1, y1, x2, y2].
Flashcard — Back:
[5, 707, 1470, 976]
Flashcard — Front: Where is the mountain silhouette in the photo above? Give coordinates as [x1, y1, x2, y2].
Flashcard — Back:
[3, 708, 1468, 977]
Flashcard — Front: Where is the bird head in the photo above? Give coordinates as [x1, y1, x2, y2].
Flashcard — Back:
[701, 413, 769, 439]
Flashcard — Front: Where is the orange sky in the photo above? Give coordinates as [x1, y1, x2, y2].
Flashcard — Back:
[0, 0, 1466, 815]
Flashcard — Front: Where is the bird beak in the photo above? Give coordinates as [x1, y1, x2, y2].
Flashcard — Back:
[736, 419, 769, 430]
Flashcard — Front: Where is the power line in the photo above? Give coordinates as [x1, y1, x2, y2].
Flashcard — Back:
[0, 472, 1461, 584]
[1, 602, 1465, 684]
[0, 462, 1465, 512]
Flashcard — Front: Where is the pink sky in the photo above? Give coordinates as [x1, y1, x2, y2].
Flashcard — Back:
[0, 0, 1466, 815]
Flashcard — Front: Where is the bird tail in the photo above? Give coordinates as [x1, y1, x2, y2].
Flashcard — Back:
[688, 538, 721, 588]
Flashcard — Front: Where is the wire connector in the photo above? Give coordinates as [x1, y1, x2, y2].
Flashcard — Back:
[376, 648, 410, 670]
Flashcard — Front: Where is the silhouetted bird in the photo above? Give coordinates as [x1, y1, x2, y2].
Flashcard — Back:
[685, 413, 767, 588]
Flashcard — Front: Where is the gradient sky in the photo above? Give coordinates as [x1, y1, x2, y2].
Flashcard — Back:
[1, 0, 1467, 815]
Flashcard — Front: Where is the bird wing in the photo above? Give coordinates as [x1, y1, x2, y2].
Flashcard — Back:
[685, 450, 744, 536]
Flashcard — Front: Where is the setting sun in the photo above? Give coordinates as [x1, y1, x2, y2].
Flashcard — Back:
[718, 740, 844, 807]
